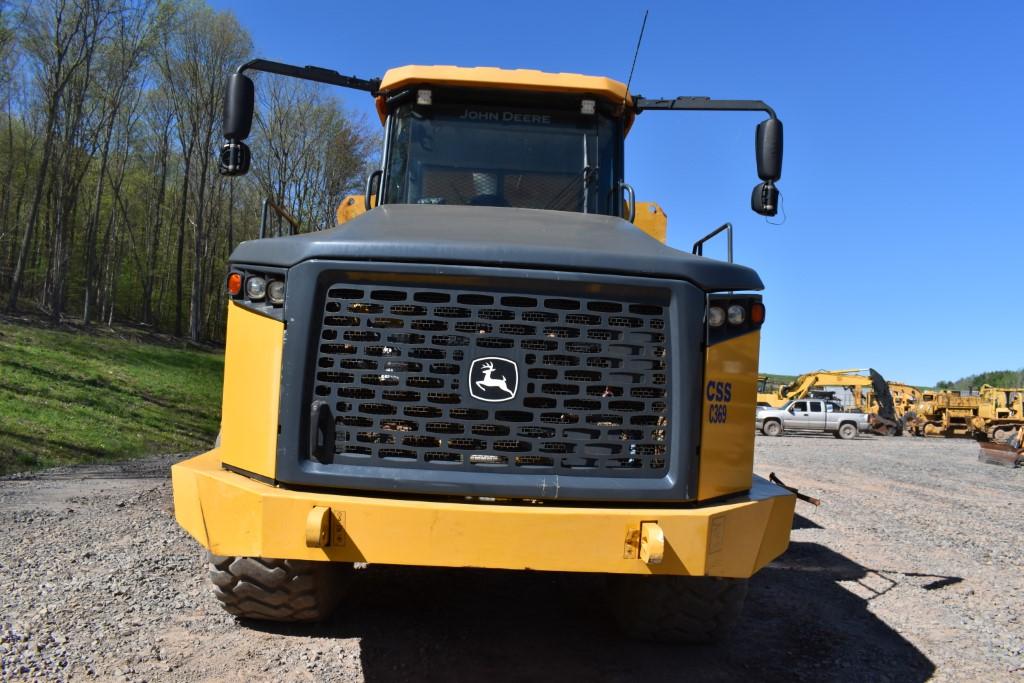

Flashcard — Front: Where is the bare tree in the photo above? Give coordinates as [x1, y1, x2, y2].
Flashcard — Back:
[252, 76, 377, 231]
[6, 0, 105, 313]
[0, 0, 376, 340]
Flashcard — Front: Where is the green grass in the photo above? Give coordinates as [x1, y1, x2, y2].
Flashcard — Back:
[0, 319, 223, 475]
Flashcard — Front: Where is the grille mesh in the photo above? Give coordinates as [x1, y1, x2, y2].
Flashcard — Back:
[311, 283, 670, 477]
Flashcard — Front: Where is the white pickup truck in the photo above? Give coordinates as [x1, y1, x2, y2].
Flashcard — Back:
[755, 398, 871, 439]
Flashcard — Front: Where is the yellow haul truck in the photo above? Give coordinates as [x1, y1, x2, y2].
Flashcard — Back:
[172, 58, 795, 642]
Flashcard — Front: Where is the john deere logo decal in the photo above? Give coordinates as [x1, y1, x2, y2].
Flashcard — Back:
[469, 357, 518, 402]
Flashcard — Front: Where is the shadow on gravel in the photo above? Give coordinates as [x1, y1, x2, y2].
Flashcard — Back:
[792, 513, 823, 529]
[248, 541, 936, 682]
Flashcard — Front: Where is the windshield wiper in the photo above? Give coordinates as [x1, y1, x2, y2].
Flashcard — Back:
[544, 134, 597, 212]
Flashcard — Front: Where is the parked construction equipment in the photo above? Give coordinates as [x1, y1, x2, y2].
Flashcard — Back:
[756, 368, 904, 435]
[978, 426, 1024, 467]
[172, 58, 795, 642]
[906, 385, 1024, 441]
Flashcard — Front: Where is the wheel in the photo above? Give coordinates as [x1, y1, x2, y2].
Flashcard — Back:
[837, 422, 857, 440]
[761, 420, 782, 437]
[606, 575, 748, 643]
[208, 555, 349, 622]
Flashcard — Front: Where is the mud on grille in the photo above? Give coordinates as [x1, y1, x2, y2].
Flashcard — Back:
[311, 284, 670, 477]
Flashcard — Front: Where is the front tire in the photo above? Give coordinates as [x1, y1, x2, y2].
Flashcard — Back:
[837, 422, 858, 440]
[209, 555, 349, 622]
[606, 575, 748, 642]
[761, 420, 782, 437]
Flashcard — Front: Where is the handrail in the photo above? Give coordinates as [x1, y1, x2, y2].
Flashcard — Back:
[259, 197, 301, 239]
[692, 222, 733, 263]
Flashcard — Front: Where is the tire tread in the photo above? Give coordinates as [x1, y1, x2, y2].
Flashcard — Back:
[207, 554, 347, 622]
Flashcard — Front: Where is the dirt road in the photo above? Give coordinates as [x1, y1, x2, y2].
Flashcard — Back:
[1, 437, 1021, 681]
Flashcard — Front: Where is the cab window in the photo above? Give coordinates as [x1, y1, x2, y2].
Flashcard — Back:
[792, 401, 807, 412]
[383, 100, 618, 214]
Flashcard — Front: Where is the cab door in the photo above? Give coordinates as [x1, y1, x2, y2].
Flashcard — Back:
[806, 400, 827, 431]
[788, 400, 811, 430]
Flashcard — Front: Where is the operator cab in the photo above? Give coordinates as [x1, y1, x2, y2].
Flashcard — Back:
[370, 66, 635, 218]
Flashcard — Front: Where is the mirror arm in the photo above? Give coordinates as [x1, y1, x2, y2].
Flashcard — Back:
[633, 96, 776, 119]
[237, 59, 381, 96]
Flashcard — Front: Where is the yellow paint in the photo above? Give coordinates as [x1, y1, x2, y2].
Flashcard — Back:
[305, 506, 331, 548]
[172, 450, 793, 578]
[699, 330, 760, 501]
[631, 201, 667, 243]
[375, 65, 636, 131]
[335, 195, 365, 224]
[218, 303, 283, 480]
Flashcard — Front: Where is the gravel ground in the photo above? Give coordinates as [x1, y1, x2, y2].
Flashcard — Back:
[0, 436, 1021, 682]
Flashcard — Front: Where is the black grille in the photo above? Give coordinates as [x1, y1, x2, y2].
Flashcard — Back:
[311, 284, 670, 477]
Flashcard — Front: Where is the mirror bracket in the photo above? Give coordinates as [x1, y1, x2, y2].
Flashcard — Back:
[633, 95, 784, 218]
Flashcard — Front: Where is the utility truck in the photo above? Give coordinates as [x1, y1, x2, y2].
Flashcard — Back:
[171, 58, 795, 642]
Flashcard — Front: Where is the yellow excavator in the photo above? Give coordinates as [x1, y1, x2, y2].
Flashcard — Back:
[756, 368, 906, 435]
[757, 368, 871, 409]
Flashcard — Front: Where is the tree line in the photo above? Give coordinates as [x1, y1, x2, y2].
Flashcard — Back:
[935, 369, 1024, 391]
[0, 0, 377, 342]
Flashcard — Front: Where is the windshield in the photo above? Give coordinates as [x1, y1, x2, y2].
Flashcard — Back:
[383, 101, 618, 214]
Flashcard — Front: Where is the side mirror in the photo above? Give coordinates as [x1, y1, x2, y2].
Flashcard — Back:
[751, 118, 783, 217]
[219, 141, 250, 176]
[219, 73, 255, 177]
[223, 73, 254, 139]
[751, 181, 779, 216]
[755, 118, 783, 182]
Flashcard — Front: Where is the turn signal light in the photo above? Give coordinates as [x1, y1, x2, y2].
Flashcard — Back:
[226, 272, 242, 296]
[751, 302, 766, 324]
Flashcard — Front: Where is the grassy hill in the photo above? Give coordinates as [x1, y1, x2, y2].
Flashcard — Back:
[0, 318, 223, 475]
[936, 369, 1024, 390]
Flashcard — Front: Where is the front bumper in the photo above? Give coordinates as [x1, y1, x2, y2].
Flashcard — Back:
[172, 450, 795, 577]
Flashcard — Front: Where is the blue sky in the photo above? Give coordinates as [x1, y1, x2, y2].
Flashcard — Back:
[209, 0, 1024, 386]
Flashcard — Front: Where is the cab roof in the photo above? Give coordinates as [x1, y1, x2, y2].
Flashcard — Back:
[375, 65, 635, 130]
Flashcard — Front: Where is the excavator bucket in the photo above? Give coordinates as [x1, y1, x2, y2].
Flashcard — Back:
[867, 368, 901, 436]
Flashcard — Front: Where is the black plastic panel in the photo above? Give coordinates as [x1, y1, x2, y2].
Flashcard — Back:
[311, 282, 670, 477]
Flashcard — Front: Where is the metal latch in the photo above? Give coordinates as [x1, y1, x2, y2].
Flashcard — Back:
[623, 521, 665, 565]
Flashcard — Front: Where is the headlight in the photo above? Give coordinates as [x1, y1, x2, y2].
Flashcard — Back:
[727, 304, 746, 325]
[245, 276, 267, 300]
[708, 306, 726, 327]
[267, 280, 286, 305]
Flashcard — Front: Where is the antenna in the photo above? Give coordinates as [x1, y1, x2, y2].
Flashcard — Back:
[624, 9, 649, 101]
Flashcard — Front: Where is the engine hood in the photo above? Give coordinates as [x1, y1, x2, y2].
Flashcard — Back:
[230, 204, 763, 292]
